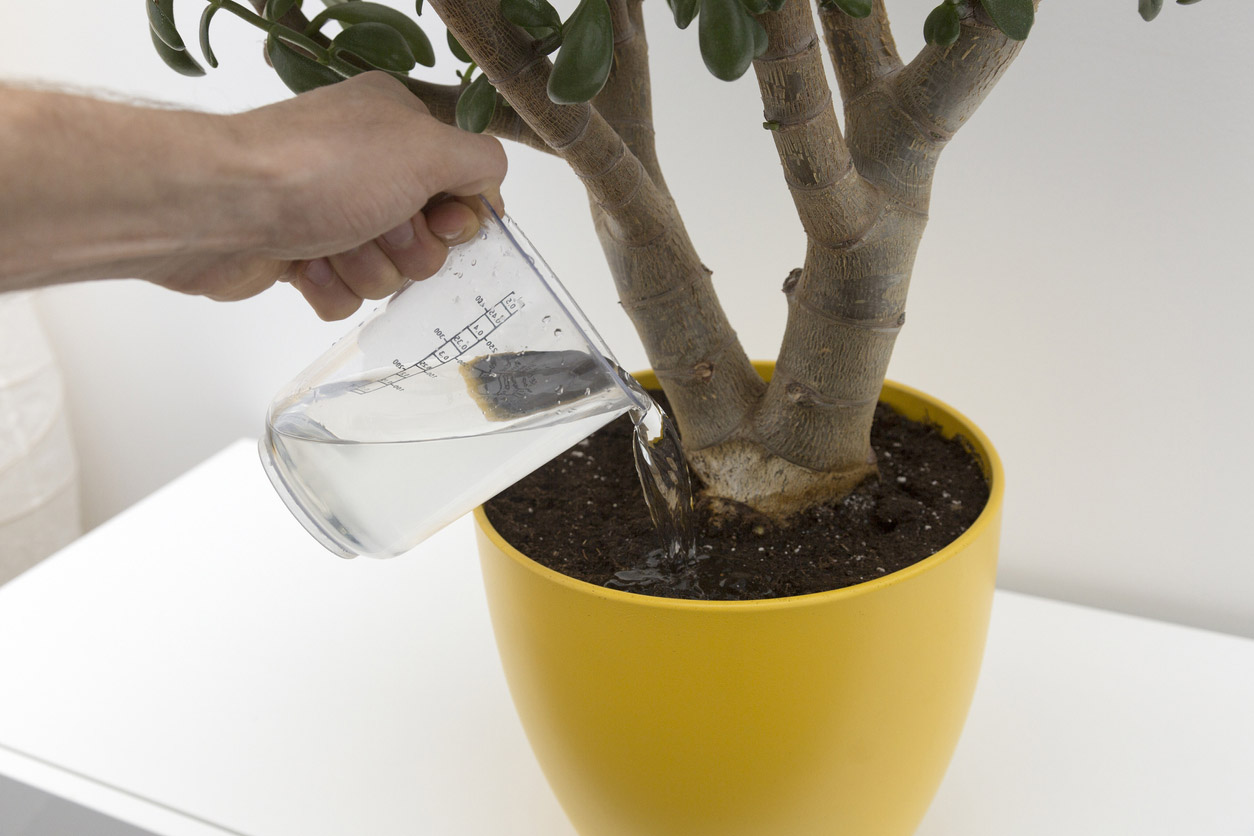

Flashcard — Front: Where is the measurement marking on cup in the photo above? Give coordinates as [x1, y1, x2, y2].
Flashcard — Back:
[349, 293, 524, 394]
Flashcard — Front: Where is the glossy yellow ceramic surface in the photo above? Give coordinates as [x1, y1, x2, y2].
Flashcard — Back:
[474, 369, 1003, 836]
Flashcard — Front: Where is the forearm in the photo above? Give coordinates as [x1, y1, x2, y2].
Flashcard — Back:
[0, 86, 277, 291]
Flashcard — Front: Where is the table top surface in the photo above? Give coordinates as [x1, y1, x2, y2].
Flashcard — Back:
[1, 440, 1252, 836]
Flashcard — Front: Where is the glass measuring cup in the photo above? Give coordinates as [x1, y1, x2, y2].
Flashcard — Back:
[259, 201, 646, 559]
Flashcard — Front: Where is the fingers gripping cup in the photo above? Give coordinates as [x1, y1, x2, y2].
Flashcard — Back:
[259, 200, 645, 559]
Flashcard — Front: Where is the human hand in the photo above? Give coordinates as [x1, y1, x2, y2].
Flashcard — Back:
[147, 72, 507, 320]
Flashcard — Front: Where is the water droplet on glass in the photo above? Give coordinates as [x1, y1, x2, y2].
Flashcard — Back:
[553, 328, 563, 337]
[542, 315, 551, 325]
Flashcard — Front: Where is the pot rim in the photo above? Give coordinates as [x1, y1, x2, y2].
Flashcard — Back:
[474, 376, 1004, 611]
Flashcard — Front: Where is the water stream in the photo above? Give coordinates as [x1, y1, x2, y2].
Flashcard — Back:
[604, 369, 708, 595]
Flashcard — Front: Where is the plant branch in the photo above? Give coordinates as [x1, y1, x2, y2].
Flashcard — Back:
[428, 0, 667, 242]
[751, 0, 880, 247]
[591, 0, 671, 202]
[892, 4, 1031, 141]
[245, 0, 308, 33]
[430, 0, 763, 453]
[817, 0, 902, 104]
[220, 0, 272, 32]
[228, 0, 336, 60]
[840, 3, 1032, 210]
[396, 77, 553, 153]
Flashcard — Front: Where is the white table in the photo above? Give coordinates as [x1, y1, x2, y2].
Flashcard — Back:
[1, 441, 1252, 836]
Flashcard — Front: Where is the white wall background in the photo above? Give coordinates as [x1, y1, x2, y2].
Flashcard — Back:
[2, 0, 1250, 636]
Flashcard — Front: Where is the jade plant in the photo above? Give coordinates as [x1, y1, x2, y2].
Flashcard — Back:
[147, 0, 1199, 521]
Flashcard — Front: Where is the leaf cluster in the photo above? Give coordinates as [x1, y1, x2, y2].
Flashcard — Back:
[148, 0, 1207, 131]
[149, 0, 443, 92]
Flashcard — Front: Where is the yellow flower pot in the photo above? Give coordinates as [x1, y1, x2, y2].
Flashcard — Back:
[474, 369, 1003, 836]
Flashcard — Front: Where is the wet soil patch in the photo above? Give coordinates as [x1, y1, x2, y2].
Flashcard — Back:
[483, 395, 990, 601]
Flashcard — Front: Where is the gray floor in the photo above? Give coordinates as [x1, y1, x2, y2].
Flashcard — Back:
[0, 773, 155, 836]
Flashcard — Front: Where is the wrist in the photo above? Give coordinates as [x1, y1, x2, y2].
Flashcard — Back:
[174, 109, 287, 259]
[0, 88, 283, 289]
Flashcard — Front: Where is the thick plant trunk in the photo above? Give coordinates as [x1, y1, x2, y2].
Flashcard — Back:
[422, 0, 1028, 522]
[688, 0, 1027, 519]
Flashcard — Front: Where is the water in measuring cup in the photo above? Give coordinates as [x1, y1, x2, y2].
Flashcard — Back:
[265, 350, 635, 558]
[266, 344, 703, 568]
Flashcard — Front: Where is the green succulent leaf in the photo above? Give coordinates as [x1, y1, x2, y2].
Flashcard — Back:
[500, 0, 562, 34]
[447, 30, 472, 62]
[978, 0, 1032, 40]
[415, 0, 424, 13]
[150, 26, 205, 75]
[763, 0, 786, 10]
[752, 11, 768, 56]
[923, 2, 961, 46]
[1176, 0, 1203, 4]
[547, 0, 613, 104]
[266, 31, 343, 92]
[740, 0, 769, 14]
[534, 30, 563, 54]
[665, 0, 699, 29]
[456, 73, 498, 133]
[147, 0, 187, 51]
[699, 0, 763, 81]
[270, 24, 330, 57]
[330, 21, 416, 72]
[307, 2, 435, 66]
[830, 0, 871, 18]
[264, 0, 300, 21]
[1138, 0, 1163, 18]
[199, 2, 222, 68]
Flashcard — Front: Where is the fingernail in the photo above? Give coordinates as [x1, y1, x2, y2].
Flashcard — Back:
[304, 258, 335, 287]
[382, 220, 415, 248]
[427, 207, 479, 244]
[433, 220, 477, 245]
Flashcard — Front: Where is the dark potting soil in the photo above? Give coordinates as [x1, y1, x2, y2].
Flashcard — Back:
[483, 395, 990, 601]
